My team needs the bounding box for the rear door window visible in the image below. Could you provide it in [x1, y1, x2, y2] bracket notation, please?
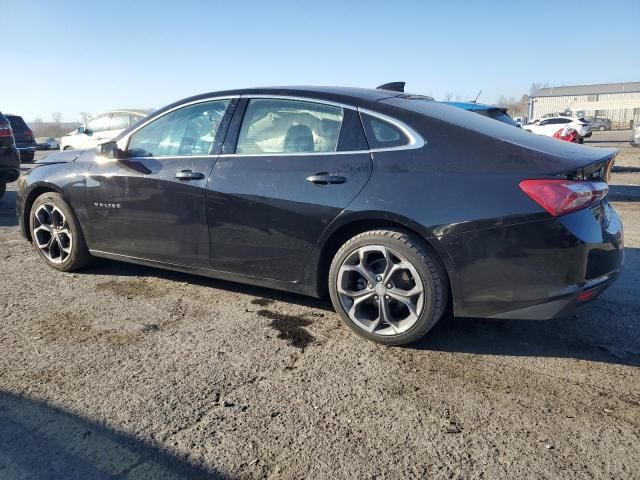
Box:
[236, 99, 344, 154]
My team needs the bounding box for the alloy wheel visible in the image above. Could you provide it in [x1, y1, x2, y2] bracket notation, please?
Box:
[32, 203, 73, 264]
[336, 245, 425, 336]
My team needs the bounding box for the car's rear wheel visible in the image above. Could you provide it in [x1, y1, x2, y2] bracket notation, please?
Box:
[63, 146, 73, 151]
[329, 229, 448, 345]
[29, 192, 92, 271]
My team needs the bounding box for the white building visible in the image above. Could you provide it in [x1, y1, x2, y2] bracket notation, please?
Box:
[529, 82, 640, 128]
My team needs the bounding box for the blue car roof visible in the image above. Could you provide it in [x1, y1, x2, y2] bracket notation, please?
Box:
[444, 101, 504, 112]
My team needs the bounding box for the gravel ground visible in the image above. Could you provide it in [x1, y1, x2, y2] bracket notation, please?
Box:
[1, 134, 639, 479]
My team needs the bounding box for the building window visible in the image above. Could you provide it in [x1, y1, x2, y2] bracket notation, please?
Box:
[587, 94, 599, 102]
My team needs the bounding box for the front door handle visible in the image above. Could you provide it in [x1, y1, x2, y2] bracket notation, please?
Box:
[175, 170, 205, 181]
[306, 172, 347, 185]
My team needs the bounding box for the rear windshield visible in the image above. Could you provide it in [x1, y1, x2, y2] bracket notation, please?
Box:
[7, 115, 29, 132]
[475, 109, 520, 127]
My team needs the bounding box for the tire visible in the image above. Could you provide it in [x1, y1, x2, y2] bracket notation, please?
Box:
[63, 146, 73, 151]
[21, 153, 34, 163]
[599, 126, 606, 131]
[0, 182, 5, 199]
[29, 192, 92, 272]
[329, 229, 449, 345]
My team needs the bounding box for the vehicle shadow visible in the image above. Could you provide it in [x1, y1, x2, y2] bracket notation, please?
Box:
[413, 246, 640, 368]
[83, 259, 335, 312]
[0, 191, 18, 227]
[87, 248, 640, 368]
[609, 184, 640, 202]
[0, 391, 227, 479]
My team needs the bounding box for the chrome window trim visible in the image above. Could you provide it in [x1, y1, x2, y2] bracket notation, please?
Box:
[358, 108, 426, 152]
[239, 94, 357, 111]
[117, 95, 239, 154]
[116, 93, 426, 160]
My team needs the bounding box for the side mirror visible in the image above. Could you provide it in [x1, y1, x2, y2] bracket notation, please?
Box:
[77, 126, 85, 134]
[96, 141, 122, 159]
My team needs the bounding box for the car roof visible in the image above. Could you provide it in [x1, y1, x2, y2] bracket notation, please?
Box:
[170, 86, 407, 107]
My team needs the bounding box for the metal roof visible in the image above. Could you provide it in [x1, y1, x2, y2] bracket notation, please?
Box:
[531, 82, 640, 98]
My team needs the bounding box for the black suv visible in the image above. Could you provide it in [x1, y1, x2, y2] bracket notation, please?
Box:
[0, 112, 20, 199]
[6, 114, 36, 162]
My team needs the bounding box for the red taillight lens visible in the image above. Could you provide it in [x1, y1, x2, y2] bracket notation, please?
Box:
[25, 129, 34, 138]
[519, 179, 608, 217]
[0, 125, 12, 137]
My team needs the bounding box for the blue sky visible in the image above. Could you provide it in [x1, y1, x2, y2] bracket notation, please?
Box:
[4, 0, 639, 122]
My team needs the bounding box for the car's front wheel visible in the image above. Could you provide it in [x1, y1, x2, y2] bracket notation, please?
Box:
[329, 229, 449, 345]
[29, 192, 92, 271]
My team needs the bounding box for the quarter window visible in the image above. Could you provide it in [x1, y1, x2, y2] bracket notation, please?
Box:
[236, 99, 344, 154]
[361, 113, 409, 149]
[126, 100, 230, 157]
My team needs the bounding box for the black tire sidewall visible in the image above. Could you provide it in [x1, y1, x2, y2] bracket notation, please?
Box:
[29, 192, 90, 271]
[329, 230, 447, 345]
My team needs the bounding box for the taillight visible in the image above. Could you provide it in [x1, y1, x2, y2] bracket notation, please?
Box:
[519, 179, 608, 217]
[0, 124, 11, 137]
[25, 129, 34, 138]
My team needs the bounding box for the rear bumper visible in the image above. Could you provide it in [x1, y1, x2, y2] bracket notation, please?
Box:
[0, 147, 20, 182]
[487, 268, 620, 319]
[440, 202, 624, 320]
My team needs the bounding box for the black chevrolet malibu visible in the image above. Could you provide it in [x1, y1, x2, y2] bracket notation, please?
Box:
[16, 86, 623, 345]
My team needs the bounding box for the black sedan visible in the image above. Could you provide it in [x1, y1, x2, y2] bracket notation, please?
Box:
[16, 86, 623, 345]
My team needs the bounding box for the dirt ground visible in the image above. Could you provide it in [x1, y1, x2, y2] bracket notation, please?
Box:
[1, 131, 639, 479]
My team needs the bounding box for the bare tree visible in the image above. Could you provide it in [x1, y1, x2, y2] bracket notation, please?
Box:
[529, 82, 549, 95]
[51, 112, 63, 125]
[79, 111, 91, 124]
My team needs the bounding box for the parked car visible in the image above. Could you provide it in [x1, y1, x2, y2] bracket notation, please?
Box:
[5, 114, 36, 162]
[445, 102, 521, 127]
[631, 125, 640, 146]
[59, 109, 151, 151]
[586, 117, 612, 131]
[524, 117, 590, 142]
[0, 112, 20, 199]
[36, 137, 60, 150]
[16, 86, 623, 345]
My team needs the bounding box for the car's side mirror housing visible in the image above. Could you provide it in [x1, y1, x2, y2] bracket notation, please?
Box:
[96, 141, 123, 159]
[77, 126, 85, 134]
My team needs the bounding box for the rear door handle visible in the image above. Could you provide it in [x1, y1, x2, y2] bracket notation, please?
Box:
[306, 173, 347, 185]
[175, 170, 205, 180]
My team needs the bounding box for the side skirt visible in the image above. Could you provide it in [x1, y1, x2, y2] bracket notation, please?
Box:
[88, 249, 319, 298]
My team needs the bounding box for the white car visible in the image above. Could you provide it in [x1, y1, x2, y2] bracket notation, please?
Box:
[631, 125, 640, 147]
[60, 109, 150, 150]
[523, 117, 590, 142]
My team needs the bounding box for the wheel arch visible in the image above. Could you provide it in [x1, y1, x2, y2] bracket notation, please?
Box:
[306, 211, 460, 311]
[21, 183, 65, 242]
